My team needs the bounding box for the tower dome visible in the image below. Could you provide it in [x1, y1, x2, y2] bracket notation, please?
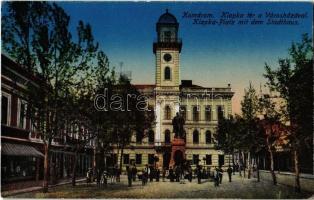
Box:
[158, 9, 178, 24]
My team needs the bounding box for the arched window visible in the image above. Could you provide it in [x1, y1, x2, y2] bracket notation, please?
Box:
[180, 106, 187, 120]
[205, 130, 212, 144]
[217, 105, 224, 120]
[205, 106, 211, 121]
[165, 129, 171, 144]
[193, 130, 199, 144]
[148, 130, 154, 144]
[165, 105, 171, 120]
[193, 106, 199, 121]
[164, 67, 171, 80]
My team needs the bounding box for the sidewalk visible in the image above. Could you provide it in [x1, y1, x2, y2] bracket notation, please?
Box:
[1, 178, 85, 197]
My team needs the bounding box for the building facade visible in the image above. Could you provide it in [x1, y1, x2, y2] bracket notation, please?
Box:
[1, 54, 93, 185]
[112, 10, 234, 170]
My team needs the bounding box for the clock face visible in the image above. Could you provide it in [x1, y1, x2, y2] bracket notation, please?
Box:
[163, 53, 172, 62]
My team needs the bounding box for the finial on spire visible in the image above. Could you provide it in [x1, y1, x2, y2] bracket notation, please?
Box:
[166, 8, 169, 13]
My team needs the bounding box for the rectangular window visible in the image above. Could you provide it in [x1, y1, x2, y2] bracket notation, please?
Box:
[148, 154, 155, 165]
[123, 154, 129, 165]
[18, 100, 27, 129]
[218, 155, 225, 166]
[136, 154, 142, 165]
[193, 154, 199, 165]
[205, 106, 211, 121]
[2, 95, 9, 125]
[31, 108, 39, 134]
[206, 155, 212, 165]
[136, 131, 142, 144]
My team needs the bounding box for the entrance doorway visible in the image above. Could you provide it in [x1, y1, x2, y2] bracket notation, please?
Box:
[174, 150, 184, 166]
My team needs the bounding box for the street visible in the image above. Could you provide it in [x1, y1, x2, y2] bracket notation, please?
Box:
[7, 173, 312, 199]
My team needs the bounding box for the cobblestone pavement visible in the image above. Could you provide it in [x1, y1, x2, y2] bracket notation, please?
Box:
[6, 173, 313, 199]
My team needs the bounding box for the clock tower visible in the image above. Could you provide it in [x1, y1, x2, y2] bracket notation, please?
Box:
[153, 10, 183, 163]
[153, 9, 182, 91]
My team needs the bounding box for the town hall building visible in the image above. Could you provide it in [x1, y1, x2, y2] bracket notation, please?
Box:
[114, 10, 234, 170]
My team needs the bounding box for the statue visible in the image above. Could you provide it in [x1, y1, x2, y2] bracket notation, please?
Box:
[172, 112, 185, 139]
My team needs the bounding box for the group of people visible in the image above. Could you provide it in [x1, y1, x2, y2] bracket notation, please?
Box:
[167, 165, 193, 183]
[86, 165, 122, 187]
[128, 164, 161, 186]
[87, 164, 235, 188]
[213, 166, 234, 187]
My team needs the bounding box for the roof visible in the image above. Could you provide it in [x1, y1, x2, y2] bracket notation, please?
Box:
[134, 84, 156, 90]
[2, 143, 44, 157]
[158, 9, 178, 24]
[1, 54, 45, 85]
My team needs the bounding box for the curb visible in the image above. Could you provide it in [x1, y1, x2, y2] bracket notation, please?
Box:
[1, 179, 85, 197]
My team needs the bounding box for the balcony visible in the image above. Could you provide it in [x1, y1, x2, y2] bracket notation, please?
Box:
[153, 38, 182, 53]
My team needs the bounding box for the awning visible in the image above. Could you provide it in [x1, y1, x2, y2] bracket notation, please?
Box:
[1, 143, 44, 157]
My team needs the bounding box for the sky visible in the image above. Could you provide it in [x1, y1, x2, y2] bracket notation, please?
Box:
[3, 2, 313, 114]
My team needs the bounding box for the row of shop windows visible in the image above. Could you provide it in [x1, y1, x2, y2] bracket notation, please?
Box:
[1, 153, 93, 183]
[164, 105, 224, 121]
[2, 156, 38, 182]
[135, 129, 213, 144]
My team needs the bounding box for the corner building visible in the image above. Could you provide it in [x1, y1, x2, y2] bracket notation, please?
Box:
[113, 10, 234, 170]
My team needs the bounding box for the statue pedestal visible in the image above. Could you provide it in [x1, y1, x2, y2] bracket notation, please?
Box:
[169, 138, 186, 167]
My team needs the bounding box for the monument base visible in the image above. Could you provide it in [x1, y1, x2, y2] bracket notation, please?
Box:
[169, 138, 186, 168]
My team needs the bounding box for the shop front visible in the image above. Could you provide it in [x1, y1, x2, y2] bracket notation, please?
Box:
[1, 143, 43, 184]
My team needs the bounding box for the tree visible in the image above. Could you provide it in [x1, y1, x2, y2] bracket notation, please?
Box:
[263, 34, 313, 192]
[2, 2, 105, 192]
[108, 75, 155, 171]
[66, 51, 111, 186]
[240, 83, 260, 179]
[215, 115, 238, 166]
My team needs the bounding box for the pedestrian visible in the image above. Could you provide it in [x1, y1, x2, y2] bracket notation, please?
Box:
[101, 170, 108, 187]
[227, 166, 233, 182]
[86, 168, 92, 185]
[175, 166, 180, 182]
[218, 166, 224, 184]
[214, 167, 219, 187]
[132, 164, 137, 182]
[96, 169, 101, 187]
[156, 168, 160, 182]
[180, 165, 185, 184]
[144, 164, 150, 185]
[169, 167, 174, 182]
[188, 166, 192, 182]
[126, 166, 132, 187]
[162, 167, 166, 182]
[141, 169, 146, 186]
[196, 165, 201, 184]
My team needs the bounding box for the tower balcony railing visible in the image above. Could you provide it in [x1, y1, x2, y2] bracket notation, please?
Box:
[153, 38, 182, 53]
[154, 37, 182, 44]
